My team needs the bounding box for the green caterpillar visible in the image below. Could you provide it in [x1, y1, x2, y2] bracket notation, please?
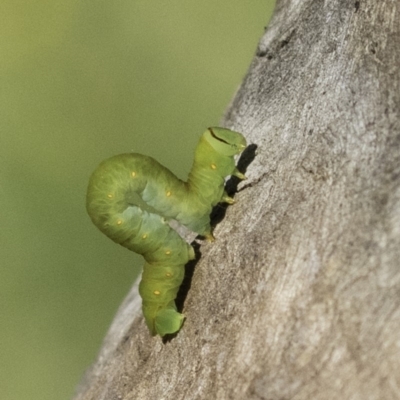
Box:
[86, 127, 246, 337]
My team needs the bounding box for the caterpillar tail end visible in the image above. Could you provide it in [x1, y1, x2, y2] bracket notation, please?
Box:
[151, 308, 185, 337]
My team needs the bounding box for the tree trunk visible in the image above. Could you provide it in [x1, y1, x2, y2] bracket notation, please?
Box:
[73, 1, 400, 399]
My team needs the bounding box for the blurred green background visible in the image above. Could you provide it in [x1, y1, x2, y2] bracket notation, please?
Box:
[0, 1, 275, 399]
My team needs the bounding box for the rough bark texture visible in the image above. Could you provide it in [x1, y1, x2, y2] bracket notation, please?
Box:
[73, 1, 400, 399]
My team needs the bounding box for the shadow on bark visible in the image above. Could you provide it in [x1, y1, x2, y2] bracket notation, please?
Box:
[163, 144, 257, 343]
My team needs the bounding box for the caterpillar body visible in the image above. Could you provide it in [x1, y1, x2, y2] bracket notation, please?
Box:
[86, 127, 246, 336]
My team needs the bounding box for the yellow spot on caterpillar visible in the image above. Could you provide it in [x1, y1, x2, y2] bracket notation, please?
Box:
[117, 220, 123, 225]
[166, 191, 171, 197]
[142, 234, 148, 239]
[165, 250, 171, 255]
[211, 163, 217, 170]
[165, 272, 172, 278]
[107, 194, 113, 198]
[154, 290, 161, 295]
[131, 171, 136, 178]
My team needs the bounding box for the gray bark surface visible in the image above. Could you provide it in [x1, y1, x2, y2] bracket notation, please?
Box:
[73, 1, 400, 399]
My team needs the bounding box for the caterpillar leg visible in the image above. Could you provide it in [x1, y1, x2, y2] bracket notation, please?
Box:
[233, 168, 247, 180]
[221, 192, 235, 204]
[204, 232, 215, 242]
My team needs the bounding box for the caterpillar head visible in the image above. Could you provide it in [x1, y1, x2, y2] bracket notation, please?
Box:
[204, 127, 247, 156]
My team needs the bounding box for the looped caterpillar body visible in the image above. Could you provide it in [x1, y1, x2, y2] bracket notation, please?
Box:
[86, 127, 246, 336]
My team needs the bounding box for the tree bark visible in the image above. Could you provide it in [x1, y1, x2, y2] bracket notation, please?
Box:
[73, 1, 400, 399]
